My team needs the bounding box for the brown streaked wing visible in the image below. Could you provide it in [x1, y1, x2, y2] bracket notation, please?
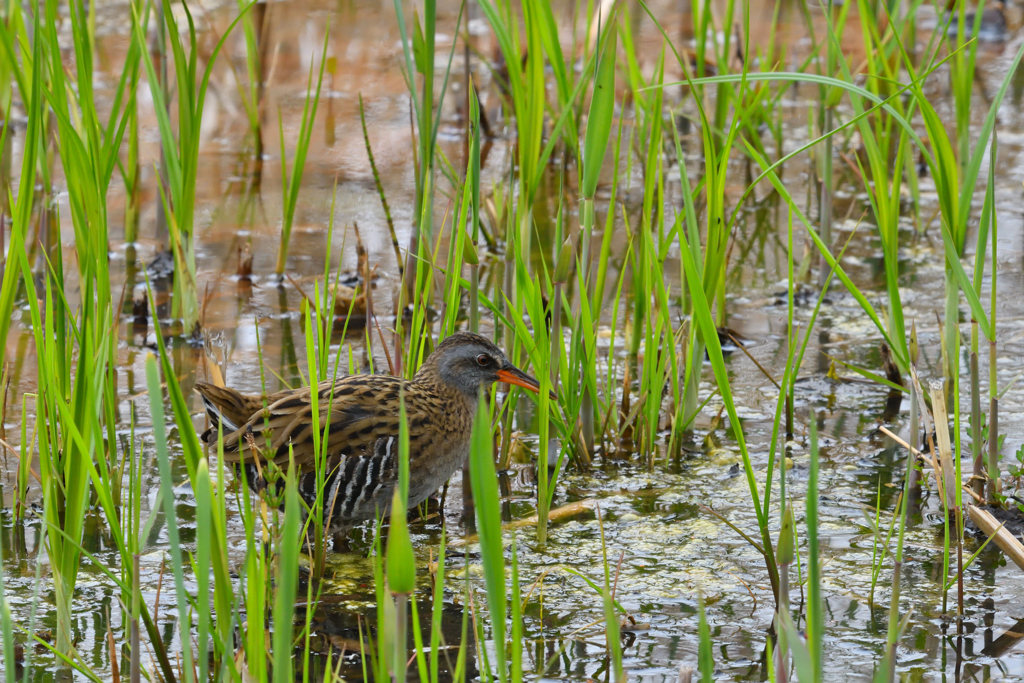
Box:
[219, 375, 412, 471]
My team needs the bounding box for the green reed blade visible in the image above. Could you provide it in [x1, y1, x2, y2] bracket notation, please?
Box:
[581, 18, 616, 201]
[468, 391, 507, 683]
[193, 460, 213, 681]
[595, 508, 622, 682]
[146, 354, 198, 683]
[807, 417, 823, 679]
[276, 25, 328, 276]
[271, 457, 302, 683]
[509, 534, 523, 682]
[536, 0, 578, 155]
[131, 0, 257, 328]
[746, 146, 906, 362]
[826, 357, 907, 394]
[698, 595, 713, 683]
[0, 12, 42, 358]
[0, 529, 13, 683]
[777, 608, 813, 683]
[680, 211, 780, 600]
[15, 255, 97, 657]
[429, 526, 447, 683]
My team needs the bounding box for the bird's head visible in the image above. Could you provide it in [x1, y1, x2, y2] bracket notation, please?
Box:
[416, 332, 554, 401]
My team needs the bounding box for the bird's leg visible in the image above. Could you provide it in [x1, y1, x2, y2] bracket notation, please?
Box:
[439, 480, 449, 517]
[331, 530, 351, 554]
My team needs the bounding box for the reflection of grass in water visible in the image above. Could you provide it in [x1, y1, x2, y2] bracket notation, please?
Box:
[275, 27, 328, 279]
[4, 0, 1024, 681]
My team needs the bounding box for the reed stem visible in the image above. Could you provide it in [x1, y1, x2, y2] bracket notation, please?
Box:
[970, 332, 983, 499]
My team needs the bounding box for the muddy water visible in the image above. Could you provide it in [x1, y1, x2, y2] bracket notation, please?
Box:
[3, 0, 1024, 681]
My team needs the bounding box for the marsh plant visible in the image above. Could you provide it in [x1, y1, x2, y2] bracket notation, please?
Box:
[0, 1, 1022, 683]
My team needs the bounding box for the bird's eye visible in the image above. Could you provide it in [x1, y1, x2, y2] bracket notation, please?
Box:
[476, 354, 491, 366]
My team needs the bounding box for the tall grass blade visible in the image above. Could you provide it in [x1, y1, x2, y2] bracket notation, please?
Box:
[468, 390, 507, 683]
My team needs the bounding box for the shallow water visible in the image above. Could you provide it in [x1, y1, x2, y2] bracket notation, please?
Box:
[3, 0, 1024, 681]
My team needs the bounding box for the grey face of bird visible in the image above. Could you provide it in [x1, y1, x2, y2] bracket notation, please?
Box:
[427, 333, 547, 399]
[433, 339, 514, 396]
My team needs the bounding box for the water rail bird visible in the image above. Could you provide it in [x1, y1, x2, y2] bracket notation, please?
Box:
[195, 332, 549, 539]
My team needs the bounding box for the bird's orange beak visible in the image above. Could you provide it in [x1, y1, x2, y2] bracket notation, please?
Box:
[497, 366, 558, 401]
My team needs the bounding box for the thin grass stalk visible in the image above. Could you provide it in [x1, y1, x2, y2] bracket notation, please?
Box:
[510, 535, 524, 682]
[885, 452, 915, 682]
[272, 459, 302, 683]
[786, 211, 795, 443]
[577, 15, 616, 455]
[536, 0, 579, 158]
[987, 269, 999, 504]
[680, 212, 780, 602]
[978, 134, 1001, 503]
[417, 0, 436, 247]
[410, 598, 430, 683]
[392, 0, 435, 298]
[908, 323, 921, 501]
[697, 595, 714, 683]
[468, 392, 508, 683]
[550, 237, 571, 470]
[429, 528, 448, 683]
[710, 0, 736, 141]
[970, 338, 983, 498]
[597, 508, 623, 683]
[0, 7, 42, 358]
[130, 551, 140, 683]
[816, 0, 834, 289]
[478, 0, 594, 261]
[25, 275, 103, 659]
[193, 461, 213, 682]
[440, 181, 471, 338]
[644, 39, 1009, 373]
[453, 582, 470, 683]
[152, 0, 169, 243]
[951, 0, 984, 174]
[776, 506, 794, 683]
[237, 0, 264, 156]
[302, 300, 326, 561]
[124, 67, 140, 245]
[146, 283, 237, 678]
[534, 304, 553, 544]
[0, 523, 13, 683]
[359, 93, 403, 287]
[867, 479, 901, 606]
[468, 85, 481, 333]
[952, 355, 966, 619]
[14, 393, 33, 523]
[133, 0, 256, 332]
[275, 27, 328, 276]
[673, 46, 749, 425]
[628, 52, 664, 420]
[369, 523, 389, 683]
[807, 417, 823, 680]
[145, 355, 198, 683]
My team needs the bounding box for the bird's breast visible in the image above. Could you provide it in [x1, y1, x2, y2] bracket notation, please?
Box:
[407, 423, 472, 508]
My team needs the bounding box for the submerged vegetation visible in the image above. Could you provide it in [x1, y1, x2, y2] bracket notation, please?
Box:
[0, 0, 1023, 681]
